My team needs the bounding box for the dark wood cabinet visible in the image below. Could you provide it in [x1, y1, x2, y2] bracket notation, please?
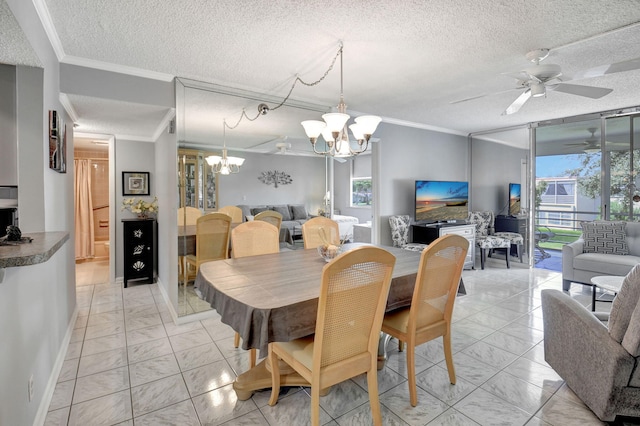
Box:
[495, 215, 528, 256]
[122, 218, 157, 287]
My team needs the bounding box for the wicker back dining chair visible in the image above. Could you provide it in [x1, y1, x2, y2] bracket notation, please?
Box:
[184, 213, 232, 285]
[177, 207, 203, 282]
[382, 234, 469, 406]
[230, 220, 280, 366]
[218, 205, 243, 223]
[268, 246, 396, 426]
[301, 216, 340, 249]
[254, 210, 283, 232]
[177, 206, 202, 226]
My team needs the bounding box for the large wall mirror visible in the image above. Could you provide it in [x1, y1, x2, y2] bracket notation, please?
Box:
[174, 78, 331, 317]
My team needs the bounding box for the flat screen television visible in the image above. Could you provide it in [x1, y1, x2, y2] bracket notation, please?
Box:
[509, 183, 521, 216]
[415, 180, 469, 223]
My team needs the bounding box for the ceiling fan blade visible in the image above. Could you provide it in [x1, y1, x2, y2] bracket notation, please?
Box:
[550, 83, 612, 99]
[573, 57, 640, 80]
[502, 89, 532, 115]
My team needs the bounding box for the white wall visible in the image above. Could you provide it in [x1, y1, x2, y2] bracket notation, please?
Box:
[215, 150, 326, 212]
[375, 124, 469, 246]
[471, 138, 528, 213]
[0, 65, 17, 185]
[3, 1, 76, 425]
[154, 123, 177, 308]
[115, 139, 157, 279]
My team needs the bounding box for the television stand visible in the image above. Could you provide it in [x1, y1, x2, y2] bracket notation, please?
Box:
[411, 223, 475, 269]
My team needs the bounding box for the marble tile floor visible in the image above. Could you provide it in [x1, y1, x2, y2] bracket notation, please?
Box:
[76, 259, 110, 287]
[47, 263, 638, 425]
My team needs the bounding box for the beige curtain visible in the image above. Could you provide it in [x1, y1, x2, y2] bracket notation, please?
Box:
[75, 159, 95, 259]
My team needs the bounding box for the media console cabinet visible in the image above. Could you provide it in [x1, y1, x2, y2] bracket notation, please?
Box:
[411, 223, 476, 269]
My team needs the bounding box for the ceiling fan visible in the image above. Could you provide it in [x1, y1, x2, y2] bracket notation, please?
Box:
[453, 49, 640, 115]
[565, 127, 628, 152]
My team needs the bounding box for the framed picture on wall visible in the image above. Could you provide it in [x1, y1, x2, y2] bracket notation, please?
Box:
[48, 110, 67, 173]
[122, 171, 150, 195]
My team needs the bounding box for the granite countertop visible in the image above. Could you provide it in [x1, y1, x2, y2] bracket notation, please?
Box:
[0, 232, 69, 268]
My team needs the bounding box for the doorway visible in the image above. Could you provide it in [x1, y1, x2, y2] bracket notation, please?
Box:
[74, 137, 111, 286]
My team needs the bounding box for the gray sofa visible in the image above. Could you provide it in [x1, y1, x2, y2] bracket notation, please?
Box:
[562, 221, 640, 291]
[237, 204, 311, 243]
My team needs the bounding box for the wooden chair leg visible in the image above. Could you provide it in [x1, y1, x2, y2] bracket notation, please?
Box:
[398, 340, 405, 352]
[367, 367, 383, 426]
[311, 383, 321, 426]
[505, 250, 510, 268]
[443, 332, 456, 384]
[249, 348, 256, 368]
[406, 341, 418, 406]
[480, 248, 486, 269]
[234, 332, 240, 348]
[267, 345, 280, 406]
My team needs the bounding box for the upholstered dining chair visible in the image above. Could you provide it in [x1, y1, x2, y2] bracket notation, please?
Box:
[302, 216, 340, 249]
[230, 220, 280, 366]
[267, 246, 396, 426]
[184, 213, 232, 285]
[382, 234, 468, 406]
[467, 211, 513, 269]
[217, 205, 243, 223]
[389, 215, 428, 252]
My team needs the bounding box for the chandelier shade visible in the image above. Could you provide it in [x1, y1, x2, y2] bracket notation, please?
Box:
[301, 45, 381, 158]
[207, 121, 245, 175]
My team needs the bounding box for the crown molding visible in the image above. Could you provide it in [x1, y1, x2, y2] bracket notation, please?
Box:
[58, 93, 78, 122]
[62, 55, 174, 82]
[151, 109, 176, 141]
[32, 0, 65, 61]
[378, 116, 467, 137]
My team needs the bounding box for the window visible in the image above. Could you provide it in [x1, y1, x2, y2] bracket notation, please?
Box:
[351, 177, 372, 207]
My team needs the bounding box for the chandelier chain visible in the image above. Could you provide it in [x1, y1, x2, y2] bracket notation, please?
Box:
[224, 43, 343, 131]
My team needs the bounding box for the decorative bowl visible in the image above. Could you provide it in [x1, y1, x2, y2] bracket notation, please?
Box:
[317, 244, 342, 262]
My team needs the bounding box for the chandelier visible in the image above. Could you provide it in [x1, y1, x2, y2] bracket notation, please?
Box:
[301, 46, 381, 157]
[206, 120, 245, 175]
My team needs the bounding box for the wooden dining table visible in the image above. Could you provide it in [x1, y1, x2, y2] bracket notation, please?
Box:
[194, 243, 424, 400]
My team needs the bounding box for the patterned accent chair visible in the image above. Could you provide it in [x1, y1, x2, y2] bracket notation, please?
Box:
[468, 211, 518, 269]
[389, 215, 428, 252]
[493, 230, 525, 263]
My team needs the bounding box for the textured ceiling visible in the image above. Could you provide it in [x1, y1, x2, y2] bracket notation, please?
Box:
[6, 1, 640, 149]
[0, 0, 40, 67]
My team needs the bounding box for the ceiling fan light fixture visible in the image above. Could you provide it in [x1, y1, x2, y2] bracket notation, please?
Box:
[531, 82, 546, 97]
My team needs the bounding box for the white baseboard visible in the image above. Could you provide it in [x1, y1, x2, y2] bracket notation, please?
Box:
[33, 306, 79, 426]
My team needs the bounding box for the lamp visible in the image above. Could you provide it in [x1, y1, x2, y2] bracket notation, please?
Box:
[301, 45, 381, 157]
[206, 120, 245, 175]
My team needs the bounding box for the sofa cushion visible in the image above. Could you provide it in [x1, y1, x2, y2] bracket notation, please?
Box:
[573, 253, 640, 276]
[251, 206, 269, 215]
[269, 205, 292, 221]
[609, 264, 640, 344]
[581, 221, 628, 255]
[289, 204, 308, 220]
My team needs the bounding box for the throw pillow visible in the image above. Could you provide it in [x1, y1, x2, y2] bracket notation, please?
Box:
[269, 205, 291, 221]
[245, 215, 254, 221]
[290, 204, 308, 220]
[251, 207, 268, 216]
[581, 221, 628, 255]
[609, 264, 640, 343]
